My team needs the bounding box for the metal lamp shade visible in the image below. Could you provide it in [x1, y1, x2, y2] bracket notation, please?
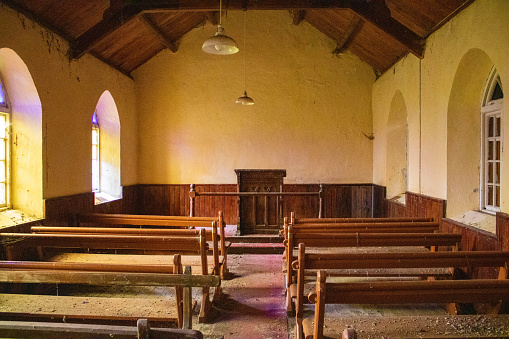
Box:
[202, 25, 239, 55]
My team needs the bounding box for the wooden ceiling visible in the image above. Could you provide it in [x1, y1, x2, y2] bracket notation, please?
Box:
[2, 0, 474, 76]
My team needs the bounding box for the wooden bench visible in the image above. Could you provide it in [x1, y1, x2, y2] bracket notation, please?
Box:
[308, 270, 509, 339]
[0, 231, 217, 323]
[284, 226, 462, 312]
[285, 225, 462, 283]
[282, 213, 435, 242]
[0, 255, 218, 329]
[0, 319, 204, 339]
[75, 212, 230, 278]
[293, 244, 509, 338]
[31, 226, 222, 279]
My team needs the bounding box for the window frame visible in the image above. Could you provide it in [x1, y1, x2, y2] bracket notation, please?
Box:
[480, 70, 503, 213]
[92, 113, 100, 193]
[0, 77, 11, 210]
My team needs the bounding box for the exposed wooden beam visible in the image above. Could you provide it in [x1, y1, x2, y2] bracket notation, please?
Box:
[205, 11, 220, 26]
[332, 15, 362, 54]
[138, 14, 179, 53]
[292, 10, 306, 25]
[72, 0, 363, 59]
[350, 0, 424, 58]
[426, 0, 476, 38]
[135, 0, 357, 12]
[72, 6, 142, 59]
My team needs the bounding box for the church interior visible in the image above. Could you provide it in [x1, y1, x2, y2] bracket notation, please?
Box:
[0, 0, 509, 337]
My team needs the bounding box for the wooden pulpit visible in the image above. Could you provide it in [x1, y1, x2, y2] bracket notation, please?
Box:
[235, 169, 286, 235]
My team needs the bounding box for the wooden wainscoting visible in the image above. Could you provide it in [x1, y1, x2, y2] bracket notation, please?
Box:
[137, 183, 385, 223]
[137, 184, 238, 225]
[384, 191, 446, 222]
[44, 185, 139, 225]
[43, 183, 386, 227]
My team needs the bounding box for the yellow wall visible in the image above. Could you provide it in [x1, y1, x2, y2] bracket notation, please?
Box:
[0, 4, 138, 201]
[373, 0, 509, 215]
[134, 11, 375, 184]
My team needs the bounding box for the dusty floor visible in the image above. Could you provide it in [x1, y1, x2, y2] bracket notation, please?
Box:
[193, 254, 288, 339]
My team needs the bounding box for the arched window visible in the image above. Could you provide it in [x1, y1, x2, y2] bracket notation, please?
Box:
[92, 112, 100, 193]
[0, 77, 10, 208]
[0, 48, 43, 221]
[481, 69, 503, 212]
[92, 91, 121, 204]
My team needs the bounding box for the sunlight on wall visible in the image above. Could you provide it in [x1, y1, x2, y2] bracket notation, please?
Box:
[94, 90, 121, 199]
[446, 48, 493, 217]
[0, 48, 43, 219]
[386, 90, 407, 199]
[134, 10, 375, 184]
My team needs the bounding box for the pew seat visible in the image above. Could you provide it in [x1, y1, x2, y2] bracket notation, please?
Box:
[306, 270, 509, 339]
[0, 256, 218, 329]
[0, 319, 204, 339]
[74, 212, 231, 278]
[0, 231, 218, 323]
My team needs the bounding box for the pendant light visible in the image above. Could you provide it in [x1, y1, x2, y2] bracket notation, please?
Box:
[202, 0, 239, 55]
[236, 11, 254, 105]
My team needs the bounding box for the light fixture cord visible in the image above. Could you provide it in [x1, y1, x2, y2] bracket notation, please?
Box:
[219, 0, 222, 25]
[244, 10, 247, 90]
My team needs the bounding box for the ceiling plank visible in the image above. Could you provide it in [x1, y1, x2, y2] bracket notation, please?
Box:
[72, 6, 142, 59]
[332, 15, 362, 54]
[292, 10, 306, 25]
[350, 0, 424, 58]
[138, 14, 179, 53]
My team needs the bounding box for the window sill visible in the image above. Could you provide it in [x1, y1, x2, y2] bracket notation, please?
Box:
[449, 210, 496, 234]
[388, 193, 406, 205]
[94, 192, 121, 205]
[0, 209, 40, 228]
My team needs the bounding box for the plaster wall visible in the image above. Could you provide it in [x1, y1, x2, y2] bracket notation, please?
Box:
[134, 11, 375, 185]
[373, 0, 509, 213]
[0, 4, 138, 200]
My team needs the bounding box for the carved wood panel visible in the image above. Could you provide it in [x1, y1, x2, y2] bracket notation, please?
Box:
[235, 169, 286, 235]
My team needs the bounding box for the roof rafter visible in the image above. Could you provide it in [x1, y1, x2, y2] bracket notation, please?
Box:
[72, 0, 424, 61]
[72, 6, 142, 59]
[205, 11, 219, 25]
[350, 0, 424, 58]
[332, 15, 362, 54]
[138, 14, 179, 53]
[292, 10, 306, 25]
[133, 0, 357, 12]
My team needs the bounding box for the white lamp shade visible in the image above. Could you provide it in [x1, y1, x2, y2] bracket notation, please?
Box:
[236, 90, 255, 105]
[202, 25, 239, 55]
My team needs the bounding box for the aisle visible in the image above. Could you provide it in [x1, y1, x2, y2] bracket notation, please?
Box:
[193, 254, 289, 338]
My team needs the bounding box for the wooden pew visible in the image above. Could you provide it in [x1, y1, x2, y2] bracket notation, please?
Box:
[284, 225, 462, 313]
[0, 255, 216, 329]
[308, 270, 509, 339]
[282, 213, 436, 242]
[293, 244, 509, 338]
[31, 226, 221, 279]
[291, 211, 432, 224]
[0, 231, 216, 323]
[285, 225, 462, 284]
[0, 318, 204, 339]
[75, 212, 230, 278]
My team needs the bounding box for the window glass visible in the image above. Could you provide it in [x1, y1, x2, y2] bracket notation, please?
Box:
[481, 70, 503, 212]
[0, 114, 8, 207]
[92, 113, 100, 192]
